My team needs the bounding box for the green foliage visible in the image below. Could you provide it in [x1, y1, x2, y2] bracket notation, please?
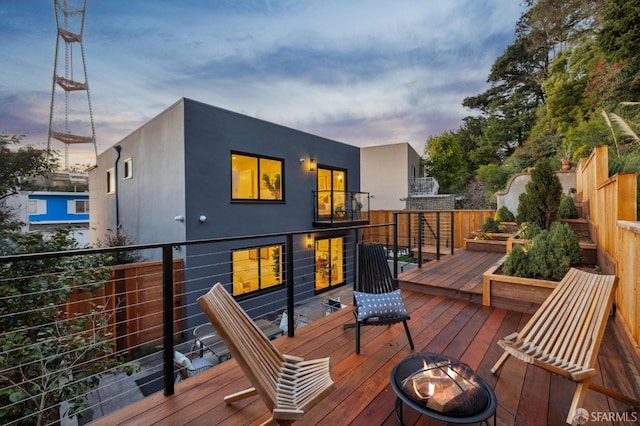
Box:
[0, 133, 59, 232]
[261, 173, 281, 193]
[0, 133, 58, 202]
[482, 217, 501, 233]
[503, 230, 564, 280]
[476, 163, 516, 195]
[494, 206, 515, 223]
[516, 160, 563, 230]
[505, 220, 581, 279]
[424, 132, 466, 193]
[0, 229, 138, 424]
[598, 0, 640, 102]
[550, 221, 582, 265]
[94, 231, 144, 266]
[503, 245, 532, 278]
[563, 118, 611, 161]
[558, 196, 579, 219]
[517, 222, 543, 240]
[526, 231, 570, 280]
[425, 1, 640, 199]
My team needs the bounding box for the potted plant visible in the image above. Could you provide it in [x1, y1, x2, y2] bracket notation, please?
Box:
[262, 173, 281, 198]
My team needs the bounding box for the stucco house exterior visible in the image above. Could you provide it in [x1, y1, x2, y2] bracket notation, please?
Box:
[360, 143, 424, 211]
[89, 98, 368, 320]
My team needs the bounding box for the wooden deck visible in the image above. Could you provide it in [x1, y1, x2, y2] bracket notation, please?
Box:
[94, 251, 640, 426]
[399, 249, 504, 305]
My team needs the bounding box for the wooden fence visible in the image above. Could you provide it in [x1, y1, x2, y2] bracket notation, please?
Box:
[576, 146, 639, 345]
[66, 259, 184, 353]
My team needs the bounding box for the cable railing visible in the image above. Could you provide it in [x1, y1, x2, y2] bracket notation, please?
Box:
[0, 216, 453, 424]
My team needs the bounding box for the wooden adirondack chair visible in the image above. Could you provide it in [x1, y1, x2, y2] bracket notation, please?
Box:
[491, 268, 637, 424]
[197, 282, 335, 426]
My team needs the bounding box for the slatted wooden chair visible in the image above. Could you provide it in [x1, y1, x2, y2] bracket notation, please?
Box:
[347, 242, 414, 354]
[197, 282, 335, 426]
[491, 268, 636, 424]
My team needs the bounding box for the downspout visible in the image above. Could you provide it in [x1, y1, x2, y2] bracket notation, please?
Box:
[114, 145, 121, 234]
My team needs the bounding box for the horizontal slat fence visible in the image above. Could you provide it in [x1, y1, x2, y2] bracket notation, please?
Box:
[65, 259, 184, 353]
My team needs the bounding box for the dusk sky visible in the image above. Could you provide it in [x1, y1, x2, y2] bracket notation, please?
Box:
[1, 1, 525, 167]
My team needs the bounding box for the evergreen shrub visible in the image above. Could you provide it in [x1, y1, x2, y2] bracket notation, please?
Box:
[558, 195, 579, 219]
[503, 245, 531, 277]
[549, 221, 582, 265]
[494, 206, 515, 222]
[517, 222, 543, 240]
[503, 221, 580, 280]
[526, 231, 569, 280]
[482, 217, 501, 233]
[516, 160, 563, 230]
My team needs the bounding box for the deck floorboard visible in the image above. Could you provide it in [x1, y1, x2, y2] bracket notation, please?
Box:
[92, 251, 639, 426]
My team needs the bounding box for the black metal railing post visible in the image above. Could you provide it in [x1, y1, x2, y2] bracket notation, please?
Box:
[417, 212, 423, 266]
[393, 212, 399, 278]
[450, 211, 455, 254]
[162, 244, 175, 396]
[286, 233, 295, 337]
[436, 212, 441, 260]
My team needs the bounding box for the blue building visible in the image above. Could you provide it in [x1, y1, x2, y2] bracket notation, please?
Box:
[3, 190, 90, 246]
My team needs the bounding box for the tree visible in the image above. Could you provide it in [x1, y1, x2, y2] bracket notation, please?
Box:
[516, 159, 563, 230]
[423, 132, 466, 193]
[0, 229, 138, 424]
[0, 132, 136, 424]
[598, 0, 640, 101]
[1, 133, 58, 232]
[0, 133, 58, 202]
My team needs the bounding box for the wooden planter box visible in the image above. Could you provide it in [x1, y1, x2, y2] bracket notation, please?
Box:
[562, 218, 589, 233]
[463, 231, 517, 253]
[464, 238, 507, 253]
[500, 222, 518, 233]
[482, 255, 558, 314]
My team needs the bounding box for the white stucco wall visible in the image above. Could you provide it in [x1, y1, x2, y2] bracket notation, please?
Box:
[497, 170, 577, 216]
[361, 143, 422, 210]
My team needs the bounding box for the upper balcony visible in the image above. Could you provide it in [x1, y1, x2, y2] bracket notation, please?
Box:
[409, 176, 439, 196]
[313, 190, 370, 227]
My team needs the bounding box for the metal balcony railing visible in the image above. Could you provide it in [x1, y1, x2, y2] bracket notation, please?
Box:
[0, 213, 453, 424]
[313, 190, 370, 225]
[410, 177, 439, 196]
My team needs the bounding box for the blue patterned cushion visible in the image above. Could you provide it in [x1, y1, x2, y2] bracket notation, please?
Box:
[354, 289, 408, 321]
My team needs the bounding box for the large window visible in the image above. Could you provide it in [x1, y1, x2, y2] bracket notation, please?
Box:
[317, 167, 346, 216]
[231, 153, 283, 201]
[315, 237, 344, 292]
[232, 245, 283, 296]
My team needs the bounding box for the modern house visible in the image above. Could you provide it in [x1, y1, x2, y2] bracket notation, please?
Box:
[89, 98, 369, 320]
[360, 143, 424, 211]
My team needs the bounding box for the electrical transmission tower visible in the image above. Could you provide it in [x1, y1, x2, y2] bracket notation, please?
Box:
[48, 0, 97, 170]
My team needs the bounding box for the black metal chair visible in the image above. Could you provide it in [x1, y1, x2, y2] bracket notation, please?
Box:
[347, 242, 414, 354]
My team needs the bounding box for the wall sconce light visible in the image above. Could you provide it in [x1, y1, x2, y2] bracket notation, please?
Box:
[299, 158, 305, 164]
[174, 215, 184, 222]
[306, 234, 314, 249]
[309, 158, 316, 172]
[199, 215, 207, 223]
